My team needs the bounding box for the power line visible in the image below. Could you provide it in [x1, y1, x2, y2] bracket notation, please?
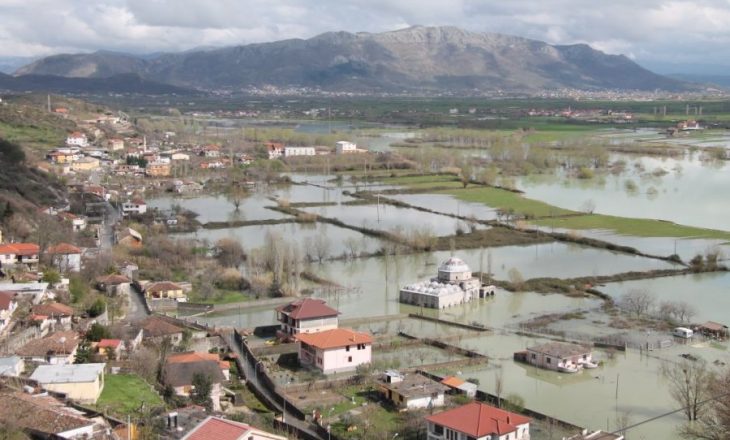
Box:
[586, 389, 730, 440]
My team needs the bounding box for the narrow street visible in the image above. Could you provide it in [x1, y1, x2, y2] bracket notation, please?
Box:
[223, 332, 324, 440]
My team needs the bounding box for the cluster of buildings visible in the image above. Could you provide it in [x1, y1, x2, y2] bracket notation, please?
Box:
[275, 297, 373, 374]
[399, 257, 495, 309]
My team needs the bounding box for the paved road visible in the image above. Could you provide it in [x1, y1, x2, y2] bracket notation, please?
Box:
[223, 332, 324, 440]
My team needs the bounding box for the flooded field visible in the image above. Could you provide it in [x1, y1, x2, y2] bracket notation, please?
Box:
[148, 193, 287, 223]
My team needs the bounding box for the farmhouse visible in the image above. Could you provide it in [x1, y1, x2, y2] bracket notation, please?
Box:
[30, 363, 106, 404]
[426, 402, 531, 440]
[399, 257, 494, 309]
[297, 328, 372, 374]
[378, 371, 448, 410]
[518, 342, 595, 373]
[47, 242, 82, 272]
[276, 297, 339, 341]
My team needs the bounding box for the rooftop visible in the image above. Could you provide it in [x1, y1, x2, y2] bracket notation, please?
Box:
[0, 291, 16, 311]
[379, 373, 448, 399]
[164, 359, 225, 388]
[426, 402, 530, 437]
[181, 416, 286, 440]
[0, 391, 95, 435]
[142, 316, 185, 338]
[33, 302, 74, 317]
[0, 243, 39, 256]
[296, 328, 372, 350]
[527, 342, 592, 358]
[97, 339, 122, 349]
[167, 352, 230, 370]
[96, 274, 131, 285]
[16, 330, 79, 357]
[47, 243, 82, 255]
[438, 256, 471, 274]
[31, 363, 105, 384]
[401, 280, 465, 297]
[276, 297, 339, 320]
[146, 281, 182, 293]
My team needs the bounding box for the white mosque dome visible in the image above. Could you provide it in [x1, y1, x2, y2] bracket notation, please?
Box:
[438, 257, 471, 274]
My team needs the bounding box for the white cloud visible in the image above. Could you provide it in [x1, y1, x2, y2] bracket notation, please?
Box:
[1, 0, 730, 71]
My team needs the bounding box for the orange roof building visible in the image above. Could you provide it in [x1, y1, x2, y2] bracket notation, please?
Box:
[180, 416, 287, 440]
[426, 402, 531, 440]
[296, 328, 372, 374]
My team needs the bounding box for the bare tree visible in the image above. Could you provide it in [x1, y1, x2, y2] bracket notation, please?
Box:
[619, 288, 655, 319]
[680, 367, 730, 440]
[313, 232, 331, 263]
[580, 199, 596, 214]
[214, 238, 245, 267]
[662, 360, 713, 422]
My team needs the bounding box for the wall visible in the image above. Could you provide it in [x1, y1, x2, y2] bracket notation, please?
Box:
[321, 344, 371, 374]
[43, 374, 102, 404]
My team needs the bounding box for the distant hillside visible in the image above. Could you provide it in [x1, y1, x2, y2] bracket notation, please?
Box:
[668, 73, 730, 88]
[15, 26, 693, 93]
[0, 71, 194, 95]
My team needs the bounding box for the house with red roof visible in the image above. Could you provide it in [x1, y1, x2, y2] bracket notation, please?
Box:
[180, 416, 287, 440]
[265, 142, 284, 159]
[97, 339, 124, 359]
[122, 198, 147, 216]
[32, 302, 74, 328]
[426, 402, 531, 440]
[0, 243, 39, 269]
[275, 297, 339, 341]
[202, 144, 221, 158]
[47, 243, 82, 273]
[296, 328, 372, 374]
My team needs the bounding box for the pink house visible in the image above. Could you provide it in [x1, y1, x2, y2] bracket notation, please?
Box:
[296, 328, 372, 374]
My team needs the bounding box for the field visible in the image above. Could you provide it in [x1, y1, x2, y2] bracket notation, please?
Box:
[95, 374, 164, 415]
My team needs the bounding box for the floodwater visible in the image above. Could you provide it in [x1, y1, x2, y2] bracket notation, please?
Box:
[299, 203, 483, 236]
[178, 221, 386, 258]
[516, 153, 730, 231]
[385, 193, 498, 222]
[599, 272, 730, 324]
[148, 193, 287, 223]
[452, 332, 684, 440]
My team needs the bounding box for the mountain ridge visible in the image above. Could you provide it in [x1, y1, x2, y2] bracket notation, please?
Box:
[15, 25, 693, 93]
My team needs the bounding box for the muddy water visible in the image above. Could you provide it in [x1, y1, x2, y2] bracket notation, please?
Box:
[516, 153, 730, 231]
[148, 193, 287, 223]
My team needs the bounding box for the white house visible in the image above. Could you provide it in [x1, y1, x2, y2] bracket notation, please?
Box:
[47, 243, 82, 273]
[521, 342, 595, 373]
[284, 146, 316, 157]
[275, 298, 339, 341]
[335, 141, 357, 154]
[171, 152, 191, 161]
[0, 243, 40, 269]
[65, 132, 88, 147]
[122, 198, 147, 216]
[0, 291, 17, 333]
[297, 328, 372, 374]
[266, 142, 284, 159]
[16, 330, 79, 365]
[426, 402, 531, 440]
[30, 363, 106, 404]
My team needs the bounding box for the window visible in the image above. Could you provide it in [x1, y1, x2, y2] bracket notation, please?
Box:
[346, 345, 350, 352]
[546, 357, 551, 364]
[432, 424, 444, 435]
[348, 356, 352, 362]
[531, 353, 536, 359]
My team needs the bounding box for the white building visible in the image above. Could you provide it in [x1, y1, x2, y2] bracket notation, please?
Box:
[0, 291, 18, 333]
[0, 356, 24, 376]
[297, 328, 372, 374]
[47, 243, 82, 273]
[335, 141, 357, 154]
[426, 402, 531, 440]
[122, 198, 147, 216]
[30, 363, 106, 404]
[284, 146, 316, 157]
[378, 371, 448, 410]
[65, 132, 88, 148]
[399, 257, 494, 309]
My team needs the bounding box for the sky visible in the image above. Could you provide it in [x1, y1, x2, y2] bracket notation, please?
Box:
[1, 0, 730, 73]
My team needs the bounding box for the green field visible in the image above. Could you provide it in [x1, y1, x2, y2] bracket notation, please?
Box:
[445, 186, 576, 218]
[535, 214, 730, 240]
[96, 374, 164, 415]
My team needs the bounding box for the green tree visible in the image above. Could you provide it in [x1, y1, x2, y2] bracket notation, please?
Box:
[191, 372, 213, 410]
[42, 268, 61, 286]
[74, 340, 93, 364]
[86, 322, 111, 342]
[87, 297, 106, 317]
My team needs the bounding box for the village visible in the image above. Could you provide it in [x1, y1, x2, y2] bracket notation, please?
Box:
[0, 93, 729, 440]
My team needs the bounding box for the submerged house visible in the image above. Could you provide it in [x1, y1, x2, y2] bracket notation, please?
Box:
[516, 342, 595, 373]
[399, 257, 495, 309]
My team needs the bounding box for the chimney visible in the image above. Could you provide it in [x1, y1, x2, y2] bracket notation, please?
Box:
[507, 415, 511, 424]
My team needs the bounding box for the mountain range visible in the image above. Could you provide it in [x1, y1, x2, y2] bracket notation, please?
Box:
[12, 26, 695, 94]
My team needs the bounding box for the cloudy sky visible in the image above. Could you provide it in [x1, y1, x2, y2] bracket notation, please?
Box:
[1, 0, 729, 73]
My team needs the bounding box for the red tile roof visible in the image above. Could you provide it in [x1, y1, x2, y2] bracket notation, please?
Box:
[33, 302, 74, 317]
[16, 330, 79, 357]
[96, 274, 131, 285]
[276, 297, 339, 320]
[0, 243, 39, 256]
[183, 416, 252, 440]
[440, 376, 466, 388]
[146, 281, 181, 294]
[47, 243, 82, 255]
[0, 291, 15, 311]
[296, 328, 372, 350]
[141, 316, 184, 338]
[426, 402, 530, 437]
[97, 339, 122, 349]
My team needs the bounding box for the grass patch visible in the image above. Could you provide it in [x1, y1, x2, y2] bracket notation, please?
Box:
[191, 289, 252, 305]
[96, 374, 164, 416]
[444, 186, 575, 218]
[377, 174, 460, 186]
[536, 214, 730, 239]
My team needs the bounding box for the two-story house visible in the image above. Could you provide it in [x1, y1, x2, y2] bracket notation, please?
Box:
[426, 402, 531, 440]
[275, 298, 339, 341]
[297, 328, 372, 374]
